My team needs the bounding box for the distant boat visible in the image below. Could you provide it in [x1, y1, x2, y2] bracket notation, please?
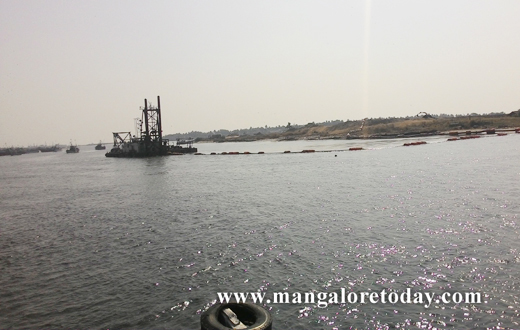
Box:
[39, 144, 62, 152]
[66, 143, 79, 154]
[95, 142, 106, 150]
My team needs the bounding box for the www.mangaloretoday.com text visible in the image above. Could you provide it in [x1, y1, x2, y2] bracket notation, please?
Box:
[217, 288, 482, 309]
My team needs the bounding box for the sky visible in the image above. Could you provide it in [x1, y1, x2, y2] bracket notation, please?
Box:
[1, 0, 519, 146]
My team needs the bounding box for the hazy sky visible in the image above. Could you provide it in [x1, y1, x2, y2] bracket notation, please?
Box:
[1, 0, 519, 146]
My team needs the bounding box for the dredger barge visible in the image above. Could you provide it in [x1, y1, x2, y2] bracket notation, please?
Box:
[105, 96, 197, 158]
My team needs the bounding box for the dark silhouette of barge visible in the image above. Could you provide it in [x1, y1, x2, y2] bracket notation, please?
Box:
[105, 96, 197, 158]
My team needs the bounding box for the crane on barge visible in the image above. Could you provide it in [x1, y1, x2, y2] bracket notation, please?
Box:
[105, 96, 197, 157]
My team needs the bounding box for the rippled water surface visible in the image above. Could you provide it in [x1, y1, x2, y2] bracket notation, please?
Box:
[1, 135, 519, 329]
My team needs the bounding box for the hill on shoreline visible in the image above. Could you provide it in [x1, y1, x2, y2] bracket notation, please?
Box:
[165, 110, 520, 143]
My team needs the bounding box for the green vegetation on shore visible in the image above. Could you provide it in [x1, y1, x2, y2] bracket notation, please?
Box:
[166, 110, 520, 143]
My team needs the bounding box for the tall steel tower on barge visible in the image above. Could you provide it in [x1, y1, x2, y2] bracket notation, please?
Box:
[141, 96, 165, 156]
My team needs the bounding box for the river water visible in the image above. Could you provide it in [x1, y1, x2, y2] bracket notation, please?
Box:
[1, 135, 519, 329]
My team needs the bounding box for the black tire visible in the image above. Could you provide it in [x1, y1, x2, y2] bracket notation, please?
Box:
[200, 302, 272, 330]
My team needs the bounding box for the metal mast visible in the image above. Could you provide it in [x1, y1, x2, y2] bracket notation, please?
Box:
[140, 96, 164, 156]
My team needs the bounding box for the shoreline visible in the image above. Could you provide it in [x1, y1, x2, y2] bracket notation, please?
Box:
[193, 127, 520, 144]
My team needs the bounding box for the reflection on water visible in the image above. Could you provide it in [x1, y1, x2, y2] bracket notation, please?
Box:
[0, 135, 519, 329]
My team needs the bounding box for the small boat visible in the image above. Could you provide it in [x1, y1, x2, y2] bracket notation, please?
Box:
[95, 141, 106, 150]
[66, 143, 79, 153]
[39, 144, 62, 152]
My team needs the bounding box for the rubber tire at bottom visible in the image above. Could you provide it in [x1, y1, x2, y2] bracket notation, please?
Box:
[200, 302, 272, 330]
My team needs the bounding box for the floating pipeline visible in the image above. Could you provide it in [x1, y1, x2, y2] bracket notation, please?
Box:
[179, 148, 366, 156]
[447, 133, 516, 142]
[137, 132, 520, 156]
[460, 135, 481, 140]
[446, 128, 518, 136]
[403, 141, 427, 146]
[447, 136, 478, 141]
